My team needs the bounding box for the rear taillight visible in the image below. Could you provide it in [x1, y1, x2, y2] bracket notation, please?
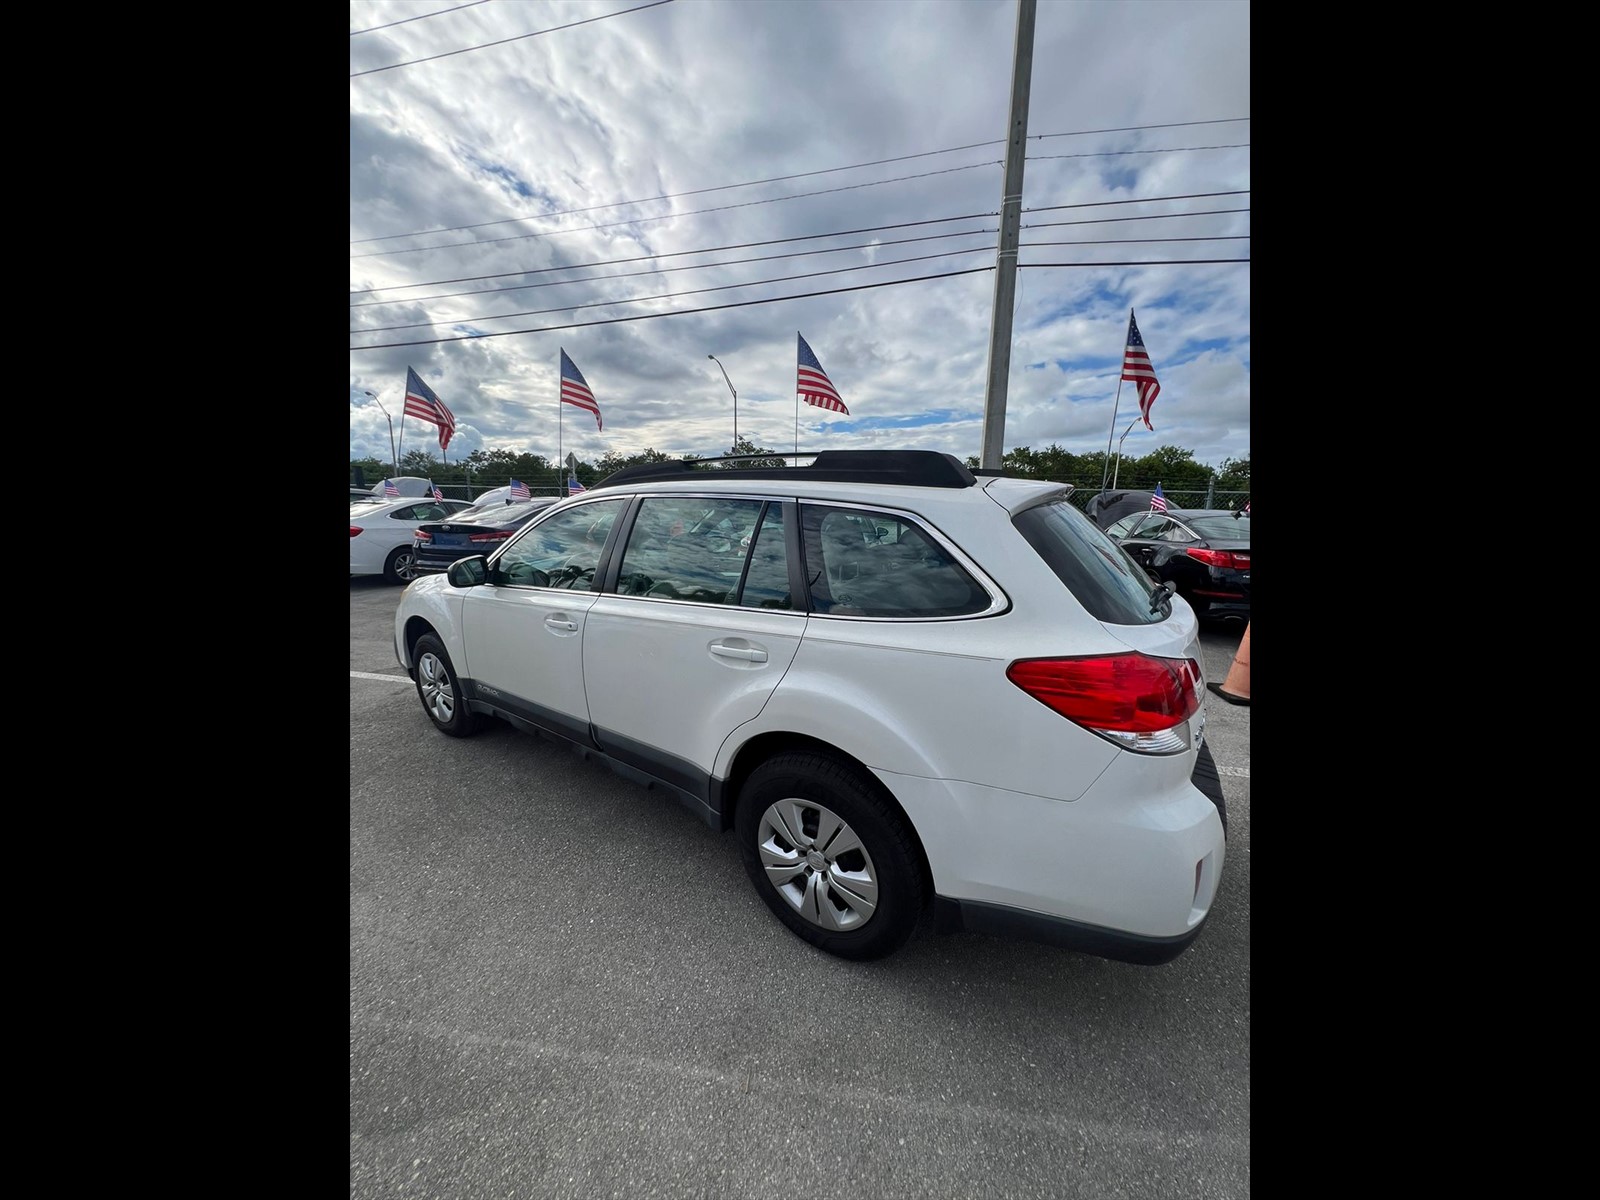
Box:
[1185, 548, 1249, 569]
[350, 527, 362, 538]
[1006, 654, 1201, 755]
[414, 529, 432, 544]
[469, 530, 514, 544]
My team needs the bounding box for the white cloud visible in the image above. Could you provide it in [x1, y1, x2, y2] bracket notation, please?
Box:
[350, 0, 1249, 472]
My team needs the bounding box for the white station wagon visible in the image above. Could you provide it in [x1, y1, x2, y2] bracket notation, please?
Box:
[393, 450, 1226, 963]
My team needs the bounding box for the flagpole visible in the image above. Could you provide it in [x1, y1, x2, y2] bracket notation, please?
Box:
[1100, 308, 1133, 493]
[397, 412, 407, 468]
[794, 393, 799, 458]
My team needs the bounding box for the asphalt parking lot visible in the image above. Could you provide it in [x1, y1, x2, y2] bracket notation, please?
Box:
[350, 578, 1250, 1198]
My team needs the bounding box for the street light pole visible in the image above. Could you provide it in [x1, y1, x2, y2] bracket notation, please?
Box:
[365, 390, 397, 476]
[708, 354, 738, 451]
[1111, 417, 1139, 489]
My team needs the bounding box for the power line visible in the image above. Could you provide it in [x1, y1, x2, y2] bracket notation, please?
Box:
[351, 268, 994, 351]
[353, 227, 999, 310]
[351, 0, 675, 78]
[351, 213, 995, 295]
[350, 1, 491, 36]
[349, 190, 1247, 297]
[358, 247, 998, 332]
[1025, 189, 1247, 214]
[352, 142, 1005, 246]
[1028, 143, 1247, 161]
[350, 161, 1001, 259]
[1020, 259, 1249, 267]
[352, 117, 1248, 246]
[1025, 208, 1249, 230]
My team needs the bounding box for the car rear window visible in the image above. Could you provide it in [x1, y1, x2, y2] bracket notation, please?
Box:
[1183, 514, 1249, 538]
[1013, 498, 1168, 625]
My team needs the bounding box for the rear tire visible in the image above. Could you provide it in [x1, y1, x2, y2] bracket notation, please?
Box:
[736, 751, 923, 960]
[383, 545, 417, 585]
[413, 633, 481, 737]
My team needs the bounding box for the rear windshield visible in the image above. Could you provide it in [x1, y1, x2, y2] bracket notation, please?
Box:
[1013, 498, 1167, 625]
[1184, 514, 1249, 538]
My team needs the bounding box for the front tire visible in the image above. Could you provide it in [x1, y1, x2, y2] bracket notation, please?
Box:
[736, 751, 923, 961]
[413, 633, 481, 737]
[383, 545, 418, 585]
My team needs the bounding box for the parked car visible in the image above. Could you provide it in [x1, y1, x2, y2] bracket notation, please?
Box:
[350, 486, 378, 502]
[392, 450, 1226, 965]
[410, 498, 559, 576]
[459, 485, 525, 511]
[366, 476, 444, 499]
[1104, 508, 1250, 626]
[1084, 488, 1157, 530]
[352, 496, 475, 583]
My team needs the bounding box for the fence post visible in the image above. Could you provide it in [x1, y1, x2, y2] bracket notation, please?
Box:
[1206, 477, 1215, 507]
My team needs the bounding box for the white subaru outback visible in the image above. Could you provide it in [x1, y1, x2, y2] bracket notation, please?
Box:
[394, 450, 1226, 963]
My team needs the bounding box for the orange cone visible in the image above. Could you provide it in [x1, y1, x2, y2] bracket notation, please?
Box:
[1207, 622, 1250, 706]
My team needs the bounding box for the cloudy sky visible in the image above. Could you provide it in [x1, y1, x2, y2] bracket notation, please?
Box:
[349, 0, 1249, 476]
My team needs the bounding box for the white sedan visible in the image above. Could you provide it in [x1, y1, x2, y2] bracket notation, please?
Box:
[351, 496, 474, 584]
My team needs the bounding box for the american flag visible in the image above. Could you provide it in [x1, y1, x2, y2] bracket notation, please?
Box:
[1243, 500, 1250, 515]
[383, 479, 400, 497]
[430, 481, 444, 501]
[559, 349, 603, 430]
[1121, 311, 1161, 431]
[568, 475, 586, 494]
[509, 479, 530, 500]
[797, 333, 849, 415]
[1151, 483, 1169, 512]
[404, 367, 457, 450]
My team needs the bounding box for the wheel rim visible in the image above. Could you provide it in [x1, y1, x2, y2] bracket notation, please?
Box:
[394, 549, 416, 581]
[417, 649, 456, 724]
[756, 798, 879, 930]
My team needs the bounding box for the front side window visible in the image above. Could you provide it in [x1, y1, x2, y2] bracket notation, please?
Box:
[615, 496, 766, 604]
[801, 505, 988, 618]
[493, 498, 627, 588]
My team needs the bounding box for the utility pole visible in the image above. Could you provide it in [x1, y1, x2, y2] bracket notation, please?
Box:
[979, 0, 1037, 471]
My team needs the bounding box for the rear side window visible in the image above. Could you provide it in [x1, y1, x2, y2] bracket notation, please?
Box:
[615, 496, 766, 604]
[801, 505, 988, 618]
[1014, 498, 1167, 625]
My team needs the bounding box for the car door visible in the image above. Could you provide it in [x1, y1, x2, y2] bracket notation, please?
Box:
[581, 496, 804, 813]
[460, 497, 629, 746]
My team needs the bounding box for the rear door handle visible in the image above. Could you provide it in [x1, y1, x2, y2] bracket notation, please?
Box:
[710, 642, 768, 663]
[544, 616, 578, 633]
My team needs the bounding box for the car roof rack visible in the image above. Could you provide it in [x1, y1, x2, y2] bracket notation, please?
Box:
[593, 450, 978, 490]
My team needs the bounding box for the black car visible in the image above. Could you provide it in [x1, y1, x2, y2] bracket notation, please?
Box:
[1085, 489, 1158, 530]
[411, 498, 558, 576]
[1104, 507, 1250, 626]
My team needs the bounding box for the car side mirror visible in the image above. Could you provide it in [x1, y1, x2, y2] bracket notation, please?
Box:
[446, 556, 488, 587]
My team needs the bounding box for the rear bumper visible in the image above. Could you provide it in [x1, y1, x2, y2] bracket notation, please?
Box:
[878, 742, 1227, 960]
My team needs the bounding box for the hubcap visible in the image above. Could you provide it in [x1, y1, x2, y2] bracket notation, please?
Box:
[395, 550, 416, 581]
[756, 798, 879, 931]
[417, 651, 455, 723]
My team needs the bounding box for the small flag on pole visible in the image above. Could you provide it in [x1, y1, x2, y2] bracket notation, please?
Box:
[429, 481, 444, 501]
[1121, 310, 1162, 431]
[559, 350, 603, 430]
[1151, 483, 1169, 512]
[383, 479, 400, 497]
[568, 475, 586, 495]
[509, 479, 531, 500]
[404, 367, 457, 450]
[797, 333, 849, 414]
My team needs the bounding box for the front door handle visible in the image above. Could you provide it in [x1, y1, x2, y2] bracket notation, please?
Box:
[544, 616, 578, 633]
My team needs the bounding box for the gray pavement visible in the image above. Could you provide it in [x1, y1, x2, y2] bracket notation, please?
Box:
[351, 577, 1250, 1198]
